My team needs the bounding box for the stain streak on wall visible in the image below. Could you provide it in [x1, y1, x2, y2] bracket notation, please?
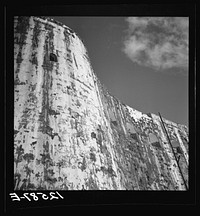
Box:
[14, 16, 189, 190]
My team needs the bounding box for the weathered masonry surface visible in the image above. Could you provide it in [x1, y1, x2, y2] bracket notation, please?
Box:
[14, 16, 189, 190]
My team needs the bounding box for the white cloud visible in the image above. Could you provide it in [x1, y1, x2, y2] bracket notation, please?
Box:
[122, 17, 189, 72]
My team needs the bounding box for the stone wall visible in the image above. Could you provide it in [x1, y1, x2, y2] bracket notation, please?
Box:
[14, 16, 189, 190]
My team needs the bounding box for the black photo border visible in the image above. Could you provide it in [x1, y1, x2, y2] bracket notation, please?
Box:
[4, 3, 196, 214]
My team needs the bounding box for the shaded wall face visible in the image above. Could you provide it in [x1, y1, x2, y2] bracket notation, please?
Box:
[14, 16, 189, 190]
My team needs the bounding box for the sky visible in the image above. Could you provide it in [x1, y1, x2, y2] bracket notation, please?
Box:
[51, 16, 188, 126]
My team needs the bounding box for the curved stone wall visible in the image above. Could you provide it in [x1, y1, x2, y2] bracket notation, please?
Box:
[14, 16, 188, 190]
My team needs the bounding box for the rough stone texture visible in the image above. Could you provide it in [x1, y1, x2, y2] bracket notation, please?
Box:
[14, 16, 189, 190]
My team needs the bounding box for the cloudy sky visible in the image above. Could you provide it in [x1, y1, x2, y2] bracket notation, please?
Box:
[51, 16, 188, 126]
